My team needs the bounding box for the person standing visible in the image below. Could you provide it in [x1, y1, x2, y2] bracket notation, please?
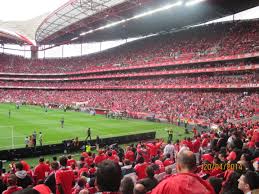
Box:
[8, 109, 11, 118]
[32, 131, 37, 147]
[163, 140, 175, 159]
[56, 156, 75, 194]
[184, 119, 188, 129]
[60, 117, 64, 128]
[167, 128, 173, 142]
[86, 128, 91, 141]
[96, 135, 100, 150]
[177, 117, 181, 126]
[24, 137, 29, 148]
[39, 132, 43, 146]
[34, 157, 50, 183]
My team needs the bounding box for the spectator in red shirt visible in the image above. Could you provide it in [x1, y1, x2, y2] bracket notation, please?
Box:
[85, 152, 94, 167]
[94, 150, 107, 165]
[134, 156, 149, 180]
[20, 160, 30, 172]
[193, 128, 198, 136]
[125, 147, 135, 163]
[85, 178, 96, 194]
[146, 141, 162, 158]
[67, 155, 77, 167]
[95, 160, 122, 193]
[137, 144, 150, 163]
[151, 150, 215, 194]
[201, 136, 209, 152]
[78, 163, 88, 177]
[163, 154, 174, 167]
[2, 175, 22, 194]
[186, 137, 194, 152]
[56, 156, 75, 194]
[193, 136, 201, 164]
[33, 183, 52, 194]
[252, 128, 259, 143]
[107, 151, 119, 163]
[34, 157, 50, 183]
[137, 165, 158, 192]
[88, 163, 96, 178]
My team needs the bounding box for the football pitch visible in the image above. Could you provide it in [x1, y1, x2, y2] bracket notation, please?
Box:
[0, 103, 186, 150]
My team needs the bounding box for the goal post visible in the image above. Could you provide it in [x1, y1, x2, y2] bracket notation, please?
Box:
[0, 125, 14, 149]
[0, 126, 25, 150]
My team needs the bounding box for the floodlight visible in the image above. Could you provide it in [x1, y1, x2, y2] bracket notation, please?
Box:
[185, 0, 206, 6]
[132, 1, 183, 19]
[80, 32, 87, 36]
[71, 37, 78, 41]
[79, 1, 183, 36]
[132, 1, 183, 20]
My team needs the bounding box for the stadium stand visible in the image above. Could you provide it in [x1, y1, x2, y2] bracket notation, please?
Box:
[0, 20, 258, 74]
[0, 21, 258, 128]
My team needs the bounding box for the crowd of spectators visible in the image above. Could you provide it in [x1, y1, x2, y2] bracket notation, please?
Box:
[0, 72, 256, 88]
[0, 121, 258, 194]
[0, 90, 257, 125]
[75, 61, 250, 77]
[0, 20, 258, 74]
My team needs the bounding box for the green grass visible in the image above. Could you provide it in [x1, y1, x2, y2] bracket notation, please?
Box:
[0, 103, 187, 150]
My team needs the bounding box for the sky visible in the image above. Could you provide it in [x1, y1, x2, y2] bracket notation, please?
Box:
[0, 0, 68, 21]
[0, 1, 258, 58]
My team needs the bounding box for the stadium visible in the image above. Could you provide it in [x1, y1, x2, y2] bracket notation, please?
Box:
[0, 0, 258, 193]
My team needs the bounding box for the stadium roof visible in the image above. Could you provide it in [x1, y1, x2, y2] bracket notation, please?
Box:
[0, 13, 48, 45]
[0, 29, 34, 45]
[35, 0, 259, 45]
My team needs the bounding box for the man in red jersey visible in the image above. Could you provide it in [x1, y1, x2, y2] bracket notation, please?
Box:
[151, 150, 215, 194]
[34, 157, 50, 183]
[137, 144, 150, 163]
[125, 146, 135, 163]
[94, 150, 107, 165]
[2, 175, 22, 194]
[56, 156, 75, 194]
[67, 155, 76, 167]
[20, 160, 30, 172]
[134, 156, 149, 180]
[146, 140, 163, 158]
[193, 136, 201, 164]
[107, 151, 119, 163]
